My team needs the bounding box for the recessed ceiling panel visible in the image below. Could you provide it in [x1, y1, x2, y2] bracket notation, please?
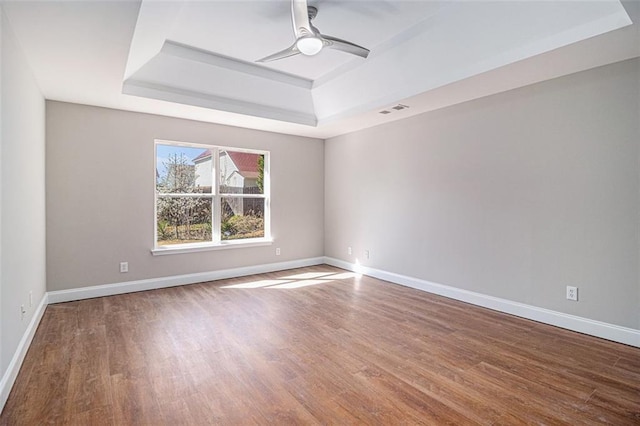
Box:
[124, 0, 632, 126]
[3, 0, 636, 137]
[168, 0, 444, 80]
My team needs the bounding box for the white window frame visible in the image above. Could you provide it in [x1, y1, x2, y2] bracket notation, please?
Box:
[152, 139, 271, 255]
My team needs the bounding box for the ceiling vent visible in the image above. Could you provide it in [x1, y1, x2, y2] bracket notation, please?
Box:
[379, 104, 409, 115]
[392, 104, 409, 111]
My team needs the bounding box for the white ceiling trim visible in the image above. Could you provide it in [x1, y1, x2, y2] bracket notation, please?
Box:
[125, 36, 318, 126]
[123, 78, 318, 126]
[162, 41, 313, 89]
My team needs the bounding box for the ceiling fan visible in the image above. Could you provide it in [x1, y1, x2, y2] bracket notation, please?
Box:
[257, 0, 370, 63]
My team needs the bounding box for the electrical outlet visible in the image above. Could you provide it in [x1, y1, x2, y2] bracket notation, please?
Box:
[275, 247, 281, 256]
[29, 291, 33, 307]
[348, 246, 352, 255]
[365, 250, 370, 259]
[120, 262, 129, 273]
[566, 286, 578, 301]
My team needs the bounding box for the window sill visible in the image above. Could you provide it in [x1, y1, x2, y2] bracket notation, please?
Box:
[151, 238, 273, 256]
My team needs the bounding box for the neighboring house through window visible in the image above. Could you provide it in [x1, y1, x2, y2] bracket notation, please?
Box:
[155, 140, 270, 252]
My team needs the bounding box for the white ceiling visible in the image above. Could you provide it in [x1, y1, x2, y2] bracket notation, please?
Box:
[2, 0, 639, 139]
[166, 1, 443, 80]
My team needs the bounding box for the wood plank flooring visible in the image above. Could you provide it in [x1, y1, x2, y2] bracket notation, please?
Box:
[1, 265, 639, 424]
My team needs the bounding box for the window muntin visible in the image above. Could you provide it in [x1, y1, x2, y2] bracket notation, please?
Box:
[155, 141, 269, 249]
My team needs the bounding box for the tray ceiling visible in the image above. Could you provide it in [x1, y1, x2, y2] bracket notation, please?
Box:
[3, 0, 638, 138]
[124, 0, 633, 126]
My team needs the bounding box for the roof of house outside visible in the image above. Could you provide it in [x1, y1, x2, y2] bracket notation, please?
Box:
[193, 149, 260, 179]
[227, 151, 259, 174]
[192, 149, 211, 163]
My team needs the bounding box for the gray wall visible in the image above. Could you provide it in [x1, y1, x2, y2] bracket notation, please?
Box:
[325, 58, 640, 330]
[46, 102, 324, 291]
[0, 10, 46, 375]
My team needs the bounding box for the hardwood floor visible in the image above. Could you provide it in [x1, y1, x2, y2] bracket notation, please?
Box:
[1, 265, 639, 425]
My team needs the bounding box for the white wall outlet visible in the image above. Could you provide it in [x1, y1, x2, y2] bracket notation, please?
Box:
[20, 305, 26, 321]
[566, 286, 578, 301]
[275, 247, 281, 256]
[120, 262, 129, 273]
[365, 249, 370, 259]
[348, 246, 352, 255]
[29, 291, 33, 307]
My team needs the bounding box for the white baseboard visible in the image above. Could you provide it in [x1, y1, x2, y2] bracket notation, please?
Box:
[48, 257, 325, 304]
[0, 292, 48, 411]
[324, 257, 640, 348]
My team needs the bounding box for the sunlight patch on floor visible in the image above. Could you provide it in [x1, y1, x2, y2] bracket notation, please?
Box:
[222, 279, 292, 289]
[280, 272, 335, 280]
[221, 271, 358, 290]
[266, 279, 330, 289]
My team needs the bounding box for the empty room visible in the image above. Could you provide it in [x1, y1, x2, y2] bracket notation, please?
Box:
[1, 0, 639, 424]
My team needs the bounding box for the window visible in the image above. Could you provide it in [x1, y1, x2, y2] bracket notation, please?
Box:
[154, 140, 270, 253]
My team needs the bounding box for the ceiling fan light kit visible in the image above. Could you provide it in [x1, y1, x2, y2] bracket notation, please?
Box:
[296, 36, 323, 56]
[257, 0, 370, 63]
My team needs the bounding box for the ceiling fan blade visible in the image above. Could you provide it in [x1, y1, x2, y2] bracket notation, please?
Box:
[321, 34, 370, 59]
[292, 0, 314, 38]
[256, 43, 300, 63]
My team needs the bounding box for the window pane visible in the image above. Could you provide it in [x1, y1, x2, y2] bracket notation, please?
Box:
[157, 196, 212, 245]
[157, 144, 212, 194]
[219, 150, 264, 195]
[221, 197, 264, 240]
